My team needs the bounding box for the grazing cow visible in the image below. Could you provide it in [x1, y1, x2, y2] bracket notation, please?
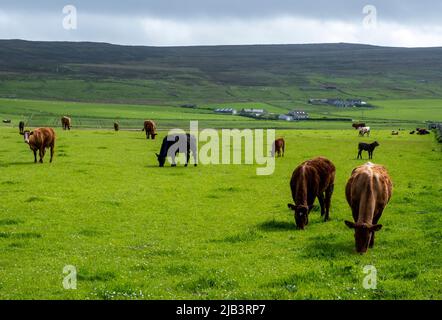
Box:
[345, 163, 392, 253]
[3, 119, 11, 123]
[142, 120, 157, 139]
[358, 127, 371, 137]
[287, 157, 336, 230]
[156, 133, 197, 167]
[114, 122, 119, 131]
[391, 131, 399, 136]
[409, 131, 415, 135]
[271, 138, 285, 157]
[21, 128, 55, 163]
[19, 121, 25, 135]
[61, 116, 71, 130]
[357, 141, 379, 160]
[352, 123, 366, 130]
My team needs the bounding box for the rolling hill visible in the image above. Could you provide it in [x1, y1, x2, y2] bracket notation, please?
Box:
[1, 40, 442, 104]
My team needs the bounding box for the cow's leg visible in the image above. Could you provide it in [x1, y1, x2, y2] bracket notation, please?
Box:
[50, 144, 54, 163]
[39, 148, 45, 163]
[357, 150, 362, 159]
[170, 152, 177, 167]
[318, 193, 325, 217]
[185, 150, 190, 167]
[33, 150, 37, 163]
[324, 184, 334, 221]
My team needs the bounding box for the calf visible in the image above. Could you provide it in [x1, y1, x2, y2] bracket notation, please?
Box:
[156, 133, 197, 167]
[61, 116, 71, 130]
[19, 121, 25, 135]
[358, 127, 371, 137]
[21, 128, 56, 163]
[287, 157, 336, 230]
[271, 138, 285, 157]
[143, 120, 157, 139]
[345, 163, 392, 253]
[357, 141, 379, 160]
[114, 122, 119, 131]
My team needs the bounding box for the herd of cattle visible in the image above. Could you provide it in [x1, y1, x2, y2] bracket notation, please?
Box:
[12, 118, 435, 254]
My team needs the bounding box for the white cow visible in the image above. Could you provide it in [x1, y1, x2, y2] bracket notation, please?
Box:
[359, 127, 371, 137]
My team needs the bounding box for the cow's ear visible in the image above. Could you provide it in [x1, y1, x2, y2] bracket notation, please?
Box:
[370, 224, 383, 232]
[287, 204, 296, 210]
[345, 221, 355, 229]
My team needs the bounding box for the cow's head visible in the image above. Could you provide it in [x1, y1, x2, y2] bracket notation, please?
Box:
[345, 221, 382, 253]
[373, 141, 380, 147]
[156, 153, 166, 167]
[152, 133, 158, 140]
[21, 130, 33, 144]
[288, 204, 309, 230]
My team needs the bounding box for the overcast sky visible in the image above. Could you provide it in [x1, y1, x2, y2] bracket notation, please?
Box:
[1, 0, 441, 47]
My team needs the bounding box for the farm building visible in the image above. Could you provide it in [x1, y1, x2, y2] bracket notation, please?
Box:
[308, 98, 367, 108]
[278, 114, 293, 121]
[239, 108, 266, 117]
[214, 108, 237, 115]
[288, 110, 309, 120]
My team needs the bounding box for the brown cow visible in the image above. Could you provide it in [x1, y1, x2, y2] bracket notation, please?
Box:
[142, 120, 157, 139]
[287, 157, 336, 230]
[114, 122, 119, 131]
[21, 128, 56, 163]
[61, 116, 71, 130]
[345, 163, 392, 253]
[271, 138, 285, 157]
[352, 123, 366, 129]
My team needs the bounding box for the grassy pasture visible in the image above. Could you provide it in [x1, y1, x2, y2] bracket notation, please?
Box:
[1, 98, 441, 131]
[0, 126, 440, 300]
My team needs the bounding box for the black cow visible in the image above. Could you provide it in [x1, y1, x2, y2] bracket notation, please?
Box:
[156, 133, 198, 167]
[19, 121, 25, 135]
[357, 142, 379, 160]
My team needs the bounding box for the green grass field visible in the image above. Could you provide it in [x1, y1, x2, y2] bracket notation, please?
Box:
[0, 98, 441, 131]
[0, 126, 440, 299]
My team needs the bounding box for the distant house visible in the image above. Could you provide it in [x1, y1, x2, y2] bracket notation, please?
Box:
[308, 98, 367, 108]
[214, 108, 237, 115]
[308, 99, 328, 105]
[240, 108, 266, 117]
[288, 110, 309, 120]
[278, 114, 293, 121]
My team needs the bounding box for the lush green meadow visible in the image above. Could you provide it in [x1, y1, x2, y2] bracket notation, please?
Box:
[0, 126, 440, 299]
[0, 98, 441, 131]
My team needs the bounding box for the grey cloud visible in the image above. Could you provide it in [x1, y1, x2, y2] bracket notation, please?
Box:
[1, 0, 442, 23]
